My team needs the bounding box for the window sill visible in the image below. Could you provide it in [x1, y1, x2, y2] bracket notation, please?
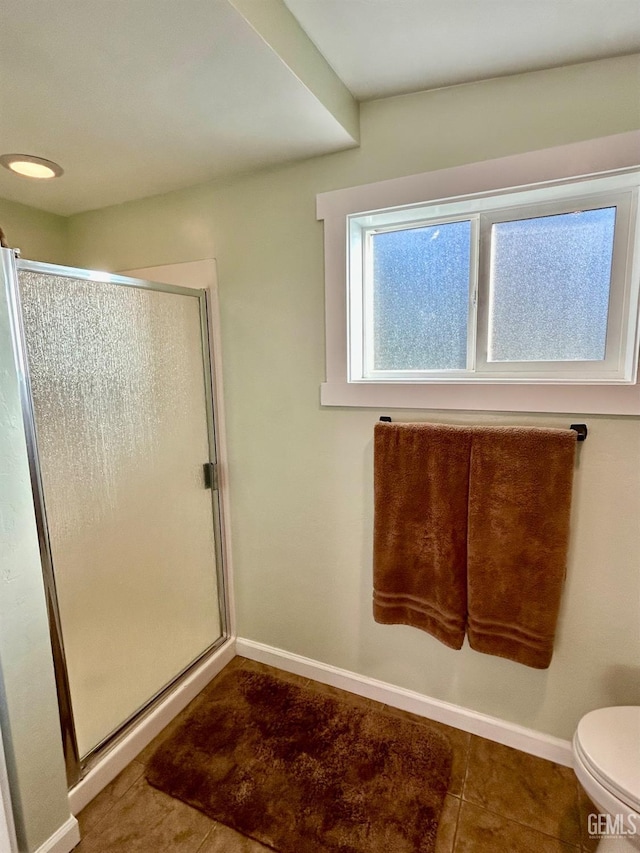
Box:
[320, 380, 640, 415]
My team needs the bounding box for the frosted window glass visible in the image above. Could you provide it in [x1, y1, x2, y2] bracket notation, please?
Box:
[19, 272, 221, 757]
[488, 207, 615, 362]
[372, 220, 471, 370]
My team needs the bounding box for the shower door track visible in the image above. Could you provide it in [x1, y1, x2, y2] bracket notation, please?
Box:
[2, 250, 230, 788]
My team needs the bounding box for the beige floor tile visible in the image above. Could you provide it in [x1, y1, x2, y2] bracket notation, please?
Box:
[77, 759, 145, 835]
[75, 777, 213, 852]
[79, 662, 590, 853]
[196, 822, 273, 852]
[576, 782, 601, 852]
[436, 794, 461, 853]
[464, 736, 582, 845]
[454, 802, 580, 853]
[380, 706, 470, 797]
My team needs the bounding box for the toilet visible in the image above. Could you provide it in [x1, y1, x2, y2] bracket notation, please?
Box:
[573, 706, 640, 852]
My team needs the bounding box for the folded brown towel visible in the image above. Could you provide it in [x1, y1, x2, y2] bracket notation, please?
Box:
[466, 426, 577, 669]
[373, 422, 471, 650]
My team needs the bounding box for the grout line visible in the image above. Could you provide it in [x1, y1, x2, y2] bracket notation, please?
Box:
[459, 734, 582, 847]
[451, 735, 473, 850]
[460, 733, 473, 800]
[195, 823, 219, 852]
[458, 799, 582, 847]
[116, 762, 146, 798]
[448, 794, 462, 853]
[78, 773, 146, 842]
[573, 772, 586, 849]
[77, 802, 117, 844]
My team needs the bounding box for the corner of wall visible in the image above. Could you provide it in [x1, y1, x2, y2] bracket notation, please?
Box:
[0, 258, 74, 851]
[0, 196, 70, 266]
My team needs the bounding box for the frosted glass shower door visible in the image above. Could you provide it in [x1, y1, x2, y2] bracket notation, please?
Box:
[17, 268, 223, 759]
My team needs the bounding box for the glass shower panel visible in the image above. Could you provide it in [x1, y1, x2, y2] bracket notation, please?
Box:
[18, 271, 222, 758]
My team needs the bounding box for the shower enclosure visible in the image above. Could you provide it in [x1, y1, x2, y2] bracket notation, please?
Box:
[1, 249, 228, 786]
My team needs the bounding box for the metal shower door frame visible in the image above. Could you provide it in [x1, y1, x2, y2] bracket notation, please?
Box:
[1, 249, 229, 787]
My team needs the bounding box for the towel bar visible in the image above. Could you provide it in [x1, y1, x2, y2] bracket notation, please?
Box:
[378, 416, 588, 441]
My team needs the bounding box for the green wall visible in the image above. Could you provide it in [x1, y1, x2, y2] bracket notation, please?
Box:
[2, 57, 639, 850]
[66, 55, 640, 741]
[0, 197, 68, 265]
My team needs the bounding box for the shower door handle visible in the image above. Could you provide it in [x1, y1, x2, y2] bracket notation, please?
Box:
[203, 462, 218, 491]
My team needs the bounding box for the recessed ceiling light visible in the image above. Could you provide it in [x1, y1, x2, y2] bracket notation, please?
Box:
[0, 154, 64, 180]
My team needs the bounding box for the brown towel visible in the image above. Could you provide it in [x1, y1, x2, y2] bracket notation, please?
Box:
[466, 426, 576, 669]
[373, 422, 471, 650]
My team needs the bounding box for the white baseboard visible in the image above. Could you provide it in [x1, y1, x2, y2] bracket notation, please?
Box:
[68, 638, 236, 815]
[35, 816, 80, 853]
[236, 638, 573, 768]
[68, 634, 573, 822]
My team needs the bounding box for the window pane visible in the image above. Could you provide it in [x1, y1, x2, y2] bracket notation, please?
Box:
[488, 207, 616, 362]
[371, 220, 471, 370]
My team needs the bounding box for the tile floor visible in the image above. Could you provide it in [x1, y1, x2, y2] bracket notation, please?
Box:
[74, 657, 598, 852]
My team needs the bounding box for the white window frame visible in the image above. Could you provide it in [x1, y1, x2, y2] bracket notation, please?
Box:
[317, 131, 640, 415]
[352, 182, 636, 383]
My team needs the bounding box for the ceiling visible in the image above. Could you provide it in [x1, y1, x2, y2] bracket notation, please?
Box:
[1, 0, 639, 217]
[284, 0, 640, 100]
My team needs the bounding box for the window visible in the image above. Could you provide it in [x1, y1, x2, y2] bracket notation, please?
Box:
[318, 133, 640, 414]
[351, 183, 635, 383]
